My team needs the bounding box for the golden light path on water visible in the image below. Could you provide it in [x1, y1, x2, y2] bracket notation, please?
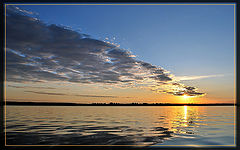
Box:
[183, 106, 188, 127]
[184, 105, 188, 120]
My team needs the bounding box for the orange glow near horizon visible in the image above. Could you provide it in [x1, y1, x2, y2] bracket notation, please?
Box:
[6, 82, 234, 104]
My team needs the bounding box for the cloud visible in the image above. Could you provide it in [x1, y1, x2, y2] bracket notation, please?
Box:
[149, 81, 205, 97]
[24, 90, 131, 98]
[167, 86, 205, 97]
[74, 94, 131, 98]
[25, 91, 66, 96]
[175, 74, 224, 81]
[7, 85, 56, 89]
[6, 6, 205, 97]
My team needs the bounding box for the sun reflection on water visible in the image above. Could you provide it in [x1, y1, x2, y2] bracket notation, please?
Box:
[183, 106, 188, 127]
[170, 106, 198, 134]
[184, 105, 188, 120]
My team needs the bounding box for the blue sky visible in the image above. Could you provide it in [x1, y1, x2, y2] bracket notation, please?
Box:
[6, 4, 235, 103]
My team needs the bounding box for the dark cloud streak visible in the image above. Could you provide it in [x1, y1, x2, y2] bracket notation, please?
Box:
[74, 94, 131, 98]
[24, 91, 66, 96]
[8, 85, 56, 89]
[24, 90, 132, 98]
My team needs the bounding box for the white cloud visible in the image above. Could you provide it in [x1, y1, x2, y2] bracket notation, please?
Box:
[175, 74, 224, 81]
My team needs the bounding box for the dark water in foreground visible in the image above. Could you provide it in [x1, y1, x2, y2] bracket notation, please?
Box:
[6, 106, 235, 147]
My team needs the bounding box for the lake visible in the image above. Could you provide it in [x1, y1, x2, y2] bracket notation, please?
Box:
[5, 106, 235, 147]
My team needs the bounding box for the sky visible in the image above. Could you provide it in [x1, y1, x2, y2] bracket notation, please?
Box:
[5, 4, 235, 104]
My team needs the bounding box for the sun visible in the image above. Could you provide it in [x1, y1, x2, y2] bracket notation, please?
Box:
[183, 94, 190, 99]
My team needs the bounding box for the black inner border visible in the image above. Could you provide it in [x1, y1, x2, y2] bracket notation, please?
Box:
[0, 0, 239, 150]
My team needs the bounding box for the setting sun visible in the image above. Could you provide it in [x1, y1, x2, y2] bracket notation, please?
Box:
[181, 94, 194, 103]
[183, 94, 190, 99]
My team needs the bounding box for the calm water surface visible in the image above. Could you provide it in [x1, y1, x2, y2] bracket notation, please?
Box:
[6, 106, 235, 146]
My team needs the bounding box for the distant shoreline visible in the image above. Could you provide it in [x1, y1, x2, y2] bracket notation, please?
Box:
[4, 101, 236, 106]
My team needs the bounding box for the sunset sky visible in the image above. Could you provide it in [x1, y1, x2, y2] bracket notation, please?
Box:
[5, 4, 235, 104]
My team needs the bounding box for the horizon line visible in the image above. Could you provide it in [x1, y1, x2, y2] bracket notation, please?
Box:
[4, 101, 236, 106]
